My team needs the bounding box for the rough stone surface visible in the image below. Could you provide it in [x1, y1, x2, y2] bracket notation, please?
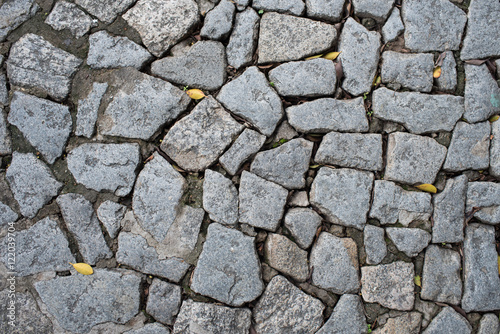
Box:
[6, 152, 62, 218]
[0, 74, 7, 107]
[310, 232, 360, 294]
[385, 132, 447, 184]
[0, 109, 11, 155]
[421, 245, 462, 304]
[152, 41, 226, 90]
[219, 128, 266, 175]
[162, 206, 204, 260]
[305, 0, 344, 22]
[316, 294, 367, 334]
[315, 132, 383, 171]
[286, 97, 369, 133]
[435, 51, 457, 92]
[250, 138, 313, 189]
[75, 0, 136, 24]
[35, 269, 141, 333]
[146, 279, 181, 326]
[75, 82, 108, 138]
[386, 227, 431, 257]
[288, 191, 309, 207]
[132, 152, 186, 242]
[67, 143, 140, 196]
[0, 217, 74, 276]
[463, 64, 500, 123]
[364, 225, 387, 265]
[373, 312, 422, 334]
[200, 0, 235, 40]
[57, 193, 112, 265]
[0, 0, 39, 41]
[253, 275, 325, 334]
[265, 233, 309, 282]
[370, 180, 432, 226]
[98, 68, 190, 140]
[126, 323, 170, 334]
[432, 175, 467, 243]
[0, 201, 17, 227]
[382, 8, 404, 43]
[444, 121, 490, 171]
[461, 0, 500, 60]
[268, 58, 336, 97]
[310, 167, 373, 230]
[87, 31, 152, 70]
[258, 13, 337, 64]
[401, 0, 467, 52]
[8, 91, 71, 164]
[466, 182, 500, 225]
[226, 7, 259, 69]
[423, 307, 472, 334]
[123, 0, 200, 57]
[353, 0, 393, 21]
[478, 314, 500, 334]
[381, 52, 434, 92]
[45, 1, 97, 38]
[361, 261, 415, 311]
[462, 223, 500, 312]
[173, 299, 251, 334]
[253, 0, 305, 15]
[338, 18, 381, 96]
[191, 223, 264, 306]
[203, 169, 238, 225]
[97, 200, 126, 239]
[283, 207, 322, 249]
[7, 33, 82, 101]
[372, 87, 465, 134]
[491, 120, 500, 177]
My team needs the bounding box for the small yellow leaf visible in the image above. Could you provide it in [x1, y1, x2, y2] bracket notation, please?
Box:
[186, 89, 206, 100]
[305, 54, 323, 60]
[416, 184, 437, 193]
[323, 51, 341, 60]
[70, 262, 93, 275]
[433, 67, 442, 78]
[414, 275, 421, 287]
[489, 115, 499, 122]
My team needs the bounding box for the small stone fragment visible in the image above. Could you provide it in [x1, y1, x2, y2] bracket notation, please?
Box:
[0, 201, 17, 227]
[435, 51, 457, 92]
[75, 82, 108, 138]
[466, 182, 500, 225]
[219, 128, 266, 175]
[382, 8, 404, 43]
[97, 200, 126, 239]
[373, 312, 422, 334]
[45, 1, 97, 38]
[283, 208, 322, 249]
[422, 307, 472, 334]
[386, 227, 431, 257]
[463, 64, 500, 123]
[226, 7, 259, 69]
[364, 225, 387, 265]
[353, 0, 393, 21]
[305, 0, 344, 22]
[75, 0, 136, 24]
[490, 120, 500, 177]
[265, 234, 309, 282]
[162, 206, 204, 260]
[0, 0, 39, 41]
[316, 294, 366, 334]
[0, 108, 12, 155]
[253, 0, 305, 16]
[0, 74, 8, 107]
[288, 191, 309, 207]
[203, 169, 238, 225]
[381, 51, 434, 92]
[146, 279, 181, 326]
[478, 314, 500, 334]
[200, 0, 235, 40]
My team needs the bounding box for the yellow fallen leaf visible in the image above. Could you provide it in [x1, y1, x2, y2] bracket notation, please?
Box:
[489, 115, 499, 122]
[305, 54, 323, 60]
[70, 262, 93, 275]
[186, 89, 205, 100]
[323, 51, 341, 60]
[433, 67, 442, 78]
[414, 275, 421, 287]
[416, 184, 437, 193]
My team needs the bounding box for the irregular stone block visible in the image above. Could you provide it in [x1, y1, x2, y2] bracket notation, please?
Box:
[146, 279, 181, 326]
[97, 200, 126, 239]
[0, 108, 11, 155]
[382, 8, 404, 43]
[0, 201, 17, 227]
[435, 51, 457, 92]
[75, 0, 136, 24]
[75, 82, 107, 138]
[45, 1, 97, 38]
[466, 182, 500, 225]
[127, 323, 170, 334]
[0, 0, 39, 41]
[491, 120, 500, 177]
[478, 314, 500, 334]
[463, 64, 500, 123]
[353, 0, 393, 21]
[162, 206, 204, 260]
[283, 207, 322, 249]
[422, 307, 472, 334]
[219, 128, 266, 175]
[265, 234, 309, 282]
[305, 0, 344, 22]
[381, 51, 434, 92]
[0, 74, 7, 107]
[253, 0, 305, 15]
[200, 0, 235, 40]
[386, 227, 431, 257]
[0, 290, 53, 333]
[373, 312, 422, 334]
[203, 169, 238, 225]
[364, 225, 387, 265]
[226, 7, 259, 69]
[316, 294, 366, 334]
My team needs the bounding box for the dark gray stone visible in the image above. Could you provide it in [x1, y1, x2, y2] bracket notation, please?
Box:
[203, 169, 238, 225]
[466, 182, 500, 225]
[226, 7, 259, 69]
[0, 201, 17, 227]
[75, 0, 136, 24]
[316, 294, 366, 334]
[162, 206, 204, 260]
[435, 51, 457, 92]
[45, 1, 97, 38]
[253, 0, 305, 15]
[0, 0, 39, 41]
[305, 0, 344, 22]
[373, 313, 422, 334]
[75, 82, 108, 138]
[364, 225, 387, 265]
[97, 200, 126, 239]
[219, 128, 266, 175]
[386, 227, 431, 257]
[491, 120, 500, 177]
[381, 52, 434, 92]
[146, 279, 181, 325]
[265, 233, 309, 282]
[382, 8, 404, 43]
[464, 64, 500, 123]
[200, 0, 235, 40]
[283, 207, 322, 249]
[0, 108, 11, 155]
[478, 314, 500, 334]
[288, 191, 309, 207]
[353, 0, 393, 21]
[422, 307, 472, 334]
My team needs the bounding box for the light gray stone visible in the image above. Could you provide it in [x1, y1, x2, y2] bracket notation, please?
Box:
[250, 138, 313, 189]
[0, 0, 39, 41]
[381, 52, 434, 92]
[288, 191, 309, 207]
[370, 180, 432, 226]
[386, 227, 431, 257]
[361, 261, 415, 311]
[415, 298, 440, 329]
[382, 8, 404, 43]
[0, 108, 11, 155]
[0, 201, 17, 227]
[253, 275, 325, 334]
[435, 51, 457, 92]
[162, 96, 243, 172]
[75, 0, 136, 24]
[191, 223, 264, 306]
[57, 193, 112, 265]
[464, 64, 500, 123]
[0, 217, 74, 276]
[146, 279, 181, 326]
[97, 200, 126, 238]
[273, 120, 299, 142]
[162, 206, 204, 260]
[7, 33, 82, 101]
[373, 313, 422, 334]
[310, 232, 360, 294]
[219, 128, 266, 175]
[461, 0, 500, 60]
[203, 169, 238, 225]
[315, 132, 383, 171]
[385, 132, 447, 184]
[151, 41, 226, 90]
[423, 307, 472, 334]
[443, 121, 490, 171]
[67, 143, 140, 196]
[132, 152, 186, 242]
[353, 0, 393, 21]
[466, 182, 500, 225]
[200, 0, 235, 40]
[478, 314, 500, 334]
[226, 7, 259, 69]
[462, 224, 500, 312]
[6, 152, 62, 218]
[265, 233, 309, 282]
[432, 175, 467, 243]
[364, 225, 387, 265]
[45, 1, 96, 38]
[310, 167, 373, 230]
[305, 0, 344, 22]
[258, 13, 337, 64]
[0, 74, 7, 106]
[173, 299, 251, 334]
[8, 91, 71, 164]
[372, 87, 465, 134]
[401, 0, 467, 52]
[117, 232, 190, 282]
[76, 82, 108, 138]
[126, 323, 170, 334]
[217, 66, 283, 136]
[35, 269, 141, 333]
[87, 31, 152, 70]
[287, 97, 369, 133]
[283, 207, 322, 249]
[196, 0, 218, 17]
[491, 120, 500, 177]
[233, 0, 250, 10]
[317, 294, 366, 334]
[98, 68, 190, 140]
[421, 245, 462, 304]
[338, 18, 381, 96]
[123, 0, 200, 57]
[253, 0, 305, 15]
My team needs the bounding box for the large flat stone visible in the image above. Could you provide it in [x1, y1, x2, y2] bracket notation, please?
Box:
[45, 1, 96, 38]
[75, 82, 108, 138]
[466, 182, 500, 225]
[0, 0, 39, 41]
[75, 0, 136, 24]
[265, 233, 309, 282]
[386, 227, 431, 257]
[364, 225, 387, 265]
[381, 51, 434, 92]
[353, 0, 393, 21]
[316, 294, 366, 334]
[478, 314, 500, 334]
[305, 0, 344, 22]
[226, 7, 259, 69]
[382, 7, 404, 43]
[202, 169, 238, 225]
[219, 128, 266, 175]
[423, 307, 472, 334]
[463, 64, 500, 123]
[146, 279, 181, 326]
[200, 0, 235, 40]
[283, 207, 322, 249]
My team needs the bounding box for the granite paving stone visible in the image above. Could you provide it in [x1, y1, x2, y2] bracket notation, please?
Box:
[75, 82, 108, 138]
[203, 169, 239, 225]
[287, 191, 309, 207]
[162, 206, 204, 260]
[75, 0, 136, 24]
[200, 0, 235, 40]
[463, 64, 500, 123]
[219, 128, 266, 175]
[0, 108, 11, 155]
[352, 0, 393, 21]
[45, 1, 97, 38]
[478, 314, 500, 334]
[490, 120, 500, 177]
[386, 227, 431, 257]
[0, 74, 8, 107]
[0, 0, 39, 41]
[283, 207, 322, 249]
[373, 312, 422, 334]
[253, 0, 305, 15]
[381, 52, 434, 92]
[382, 8, 404, 43]
[146, 279, 182, 326]
[305, 0, 344, 22]
[435, 51, 457, 92]
[423, 307, 472, 334]
[226, 7, 259, 69]
[126, 323, 170, 334]
[265, 233, 309, 282]
[97, 200, 126, 239]
[316, 294, 366, 334]
[466, 182, 500, 225]
[0, 201, 17, 227]
[364, 225, 387, 265]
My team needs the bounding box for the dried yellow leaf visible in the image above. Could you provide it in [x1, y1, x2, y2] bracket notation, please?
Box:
[323, 51, 341, 60]
[416, 184, 437, 194]
[489, 115, 499, 122]
[305, 54, 323, 60]
[433, 67, 442, 78]
[70, 262, 93, 275]
[186, 89, 206, 100]
[414, 275, 421, 287]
